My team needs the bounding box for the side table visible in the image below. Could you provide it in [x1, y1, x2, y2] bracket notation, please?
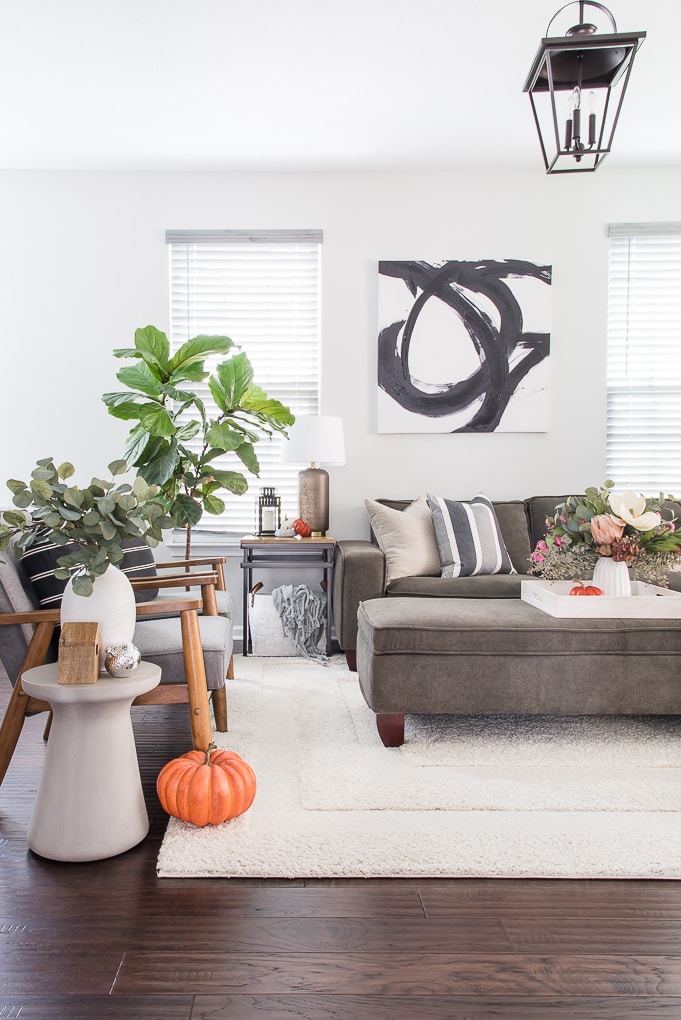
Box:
[240, 536, 335, 656]
[21, 662, 161, 862]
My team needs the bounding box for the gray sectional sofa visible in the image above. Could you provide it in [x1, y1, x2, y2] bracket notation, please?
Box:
[333, 495, 570, 669]
[333, 495, 681, 746]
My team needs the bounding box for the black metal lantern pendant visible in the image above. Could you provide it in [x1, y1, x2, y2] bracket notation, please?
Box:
[523, 2, 645, 174]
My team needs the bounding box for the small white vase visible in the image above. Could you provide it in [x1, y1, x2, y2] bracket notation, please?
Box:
[592, 556, 632, 597]
[60, 564, 136, 667]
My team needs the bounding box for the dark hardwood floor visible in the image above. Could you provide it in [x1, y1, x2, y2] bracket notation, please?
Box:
[3, 673, 681, 1019]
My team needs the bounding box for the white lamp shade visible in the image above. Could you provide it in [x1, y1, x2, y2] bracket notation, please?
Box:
[281, 415, 346, 467]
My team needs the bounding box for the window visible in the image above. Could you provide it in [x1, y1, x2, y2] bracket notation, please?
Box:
[166, 229, 322, 537]
[607, 223, 681, 494]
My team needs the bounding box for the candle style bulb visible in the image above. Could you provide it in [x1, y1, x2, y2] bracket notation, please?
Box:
[588, 90, 597, 146]
[572, 86, 581, 142]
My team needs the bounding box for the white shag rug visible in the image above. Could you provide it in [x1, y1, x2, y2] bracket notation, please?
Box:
[157, 655, 681, 879]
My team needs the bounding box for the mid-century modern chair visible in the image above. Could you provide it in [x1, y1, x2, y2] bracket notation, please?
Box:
[0, 545, 234, 789]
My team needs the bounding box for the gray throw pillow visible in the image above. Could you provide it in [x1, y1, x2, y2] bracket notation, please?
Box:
[427, 493, 516, 578]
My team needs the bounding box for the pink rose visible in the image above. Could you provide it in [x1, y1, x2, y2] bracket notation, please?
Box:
[590, 513, 625, 545]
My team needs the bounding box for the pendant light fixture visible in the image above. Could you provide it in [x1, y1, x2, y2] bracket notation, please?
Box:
[523, 1, 645, 174]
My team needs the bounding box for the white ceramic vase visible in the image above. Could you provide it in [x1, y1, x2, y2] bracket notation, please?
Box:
[60, 564, 136, 667]
[592, 556, 632, 597]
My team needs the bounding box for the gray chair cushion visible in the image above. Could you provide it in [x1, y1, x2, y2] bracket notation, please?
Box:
[133, 615, 232, 690]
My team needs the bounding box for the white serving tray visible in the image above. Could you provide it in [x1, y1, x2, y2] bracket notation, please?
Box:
[521, 578, 681, 619]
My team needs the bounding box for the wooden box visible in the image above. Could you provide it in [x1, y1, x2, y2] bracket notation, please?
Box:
[58, 621, 101, 684]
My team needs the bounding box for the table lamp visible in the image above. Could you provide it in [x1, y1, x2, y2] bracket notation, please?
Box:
[281, 415, 345, 536]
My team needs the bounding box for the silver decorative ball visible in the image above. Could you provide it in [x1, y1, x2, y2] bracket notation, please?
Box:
[104, 642, 142, 678]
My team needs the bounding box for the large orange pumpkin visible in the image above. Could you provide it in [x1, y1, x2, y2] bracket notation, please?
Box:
[157, 743, 256, 827]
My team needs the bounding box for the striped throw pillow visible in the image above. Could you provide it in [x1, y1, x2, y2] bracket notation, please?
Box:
[20, 539, 159, 607]
[426, 493, 516, 578]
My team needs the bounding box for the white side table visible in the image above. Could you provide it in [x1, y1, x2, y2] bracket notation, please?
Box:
[21, 661, 161, 862]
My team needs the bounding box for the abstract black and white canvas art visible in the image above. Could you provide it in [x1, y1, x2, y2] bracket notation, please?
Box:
[377, 259, 552, 433]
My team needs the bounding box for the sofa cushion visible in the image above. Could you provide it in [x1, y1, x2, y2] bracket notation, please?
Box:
[491, 500, 533, 573]
[386, 573, 525, 598]
[427, 493, 516, 578]
[525, 495, 574, 550]
[364, 496, 440, 583]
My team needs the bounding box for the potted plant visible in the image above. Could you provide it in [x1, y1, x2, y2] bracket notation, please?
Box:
[0, 457, 170, 597]
[102, 325, 295, 557]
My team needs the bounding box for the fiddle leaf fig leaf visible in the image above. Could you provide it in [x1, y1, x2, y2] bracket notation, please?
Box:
[168, 335, 234, 377]
[136, 441, 179, 486]
[239, 385, 295, 429]
[134, 325, 171, 368]
[116, 363, 163, 398]
[203, 494, 225, 515]
[210, 352, 254, 409]
[235, 442, 260, 475]
[105, 400, 143, 420]
[138, 403, 176, 437]
[205, 421, 246, 452]
[210, 470, 249, 495]
[169, 494, 204, 527]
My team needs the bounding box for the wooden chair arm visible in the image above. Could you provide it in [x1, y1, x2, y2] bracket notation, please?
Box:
[0, 608, 61, 625]
[131, 572, 220, 590]
[134, 596, 204, 617]
[155, 557, 226, 589]
[156, 557, 226, 569]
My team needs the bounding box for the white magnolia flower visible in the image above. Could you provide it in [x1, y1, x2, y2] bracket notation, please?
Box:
[608, 491, 661, 532]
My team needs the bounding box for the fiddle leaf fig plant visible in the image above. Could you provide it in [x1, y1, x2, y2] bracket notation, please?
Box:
[102, 325, 295, 557]
[0, 458, 172, 596]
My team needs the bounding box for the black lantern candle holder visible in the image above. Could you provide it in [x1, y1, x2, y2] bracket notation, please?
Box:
[257, 487, 281, 536]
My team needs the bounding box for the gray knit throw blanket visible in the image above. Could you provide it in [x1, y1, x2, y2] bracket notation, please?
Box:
[271, 583, 328, 664]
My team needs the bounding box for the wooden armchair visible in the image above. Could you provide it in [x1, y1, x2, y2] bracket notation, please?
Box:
[0, 556, 233, 789]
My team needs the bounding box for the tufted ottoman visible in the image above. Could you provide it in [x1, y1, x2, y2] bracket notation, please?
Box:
[356, 596, 681, 746]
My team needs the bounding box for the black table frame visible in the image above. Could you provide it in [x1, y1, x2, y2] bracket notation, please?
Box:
[240, 537, 335, 656]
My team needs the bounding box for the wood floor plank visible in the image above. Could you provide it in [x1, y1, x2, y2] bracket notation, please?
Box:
[505, 918, 681, 955]
[418, 879, 681, 919]
[0, 995, 193, 1020]
[114, 951, 681, 996]
[105, 915, 512, 954]
[189, 994, 681, 1019]
[0, 952, 123, 994]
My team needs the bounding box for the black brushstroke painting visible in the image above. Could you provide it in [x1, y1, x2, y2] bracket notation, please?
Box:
[377, 259, 551, 433]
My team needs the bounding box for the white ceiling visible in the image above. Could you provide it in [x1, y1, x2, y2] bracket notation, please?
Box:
[0, 0, 677, 172]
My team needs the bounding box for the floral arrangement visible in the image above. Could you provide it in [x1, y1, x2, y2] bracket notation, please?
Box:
[530, 481, 681, 586]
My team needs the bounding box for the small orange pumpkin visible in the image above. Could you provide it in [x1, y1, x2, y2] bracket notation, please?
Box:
[292, 518, 312, 537]
[569, 580, 603, 596]
[157, 743, 256, 827]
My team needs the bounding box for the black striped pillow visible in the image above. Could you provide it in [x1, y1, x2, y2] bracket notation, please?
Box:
[426, 493, 516, 578]
[20, 539, 159, 607]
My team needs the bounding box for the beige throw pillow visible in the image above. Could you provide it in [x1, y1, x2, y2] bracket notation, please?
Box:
[364, 496, 441, 583]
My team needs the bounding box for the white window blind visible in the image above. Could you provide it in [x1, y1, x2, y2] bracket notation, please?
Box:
[167, 229, 322, 537]
[607, 223, 681, 495]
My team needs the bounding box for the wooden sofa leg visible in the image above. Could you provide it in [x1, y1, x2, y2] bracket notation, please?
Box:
[212, 687, 228, 732]
[376, 712, 405, 748]
[345, 649, 357, 671]
[227, 653, 234, 680]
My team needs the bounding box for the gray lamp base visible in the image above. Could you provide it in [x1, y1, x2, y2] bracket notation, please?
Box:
[298, 467, 329, 536]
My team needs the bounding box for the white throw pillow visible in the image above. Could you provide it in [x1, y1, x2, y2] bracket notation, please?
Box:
[364, 496, 441, 583]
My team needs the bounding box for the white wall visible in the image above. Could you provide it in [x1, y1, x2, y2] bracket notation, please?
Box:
[1, 166, 680, 617]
